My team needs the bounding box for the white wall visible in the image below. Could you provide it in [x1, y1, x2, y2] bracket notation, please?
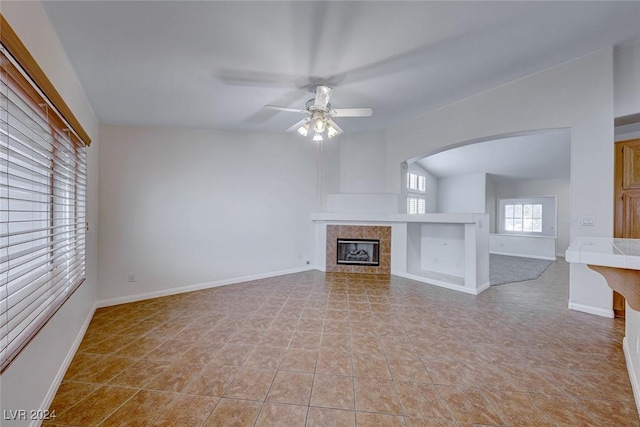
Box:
[486, 175, 517, 232]
[485, 175, 497, 232]
[437, 173, 486, 213]
[0, 2, 99, 426]
[615, 40, 640, 118]
[489, 234, 557, 260]
[324, 130, 394, 214]
[515, 178, 570, 254]
[339, 130, 387, 194]
[325, 193, 399, 214]
[407, 162, 437, 213]
[484, 176, 568, 253]
[98, 125, 338, 302]
[377, 48, 614, 315]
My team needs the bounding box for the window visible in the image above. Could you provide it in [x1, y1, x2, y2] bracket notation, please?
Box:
[407, 172, 426, 192]
[407, 196, 426, 214]
[407, 172, 427, 214]
[406, 171, 426, 214]
[504, 203, 543, 232]
[0, 18, 90, 373]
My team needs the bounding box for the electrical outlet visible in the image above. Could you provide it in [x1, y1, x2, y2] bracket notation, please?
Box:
[128, 272, 136, 283]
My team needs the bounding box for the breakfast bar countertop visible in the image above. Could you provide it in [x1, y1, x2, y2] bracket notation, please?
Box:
[565, 237, 640, 270]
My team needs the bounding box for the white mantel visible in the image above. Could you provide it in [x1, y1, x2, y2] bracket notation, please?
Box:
[311, 212, 481, 223]
[312, 212, 490, 295]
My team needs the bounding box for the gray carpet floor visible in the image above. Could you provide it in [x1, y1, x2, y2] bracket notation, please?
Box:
[490, 254, 553, 285]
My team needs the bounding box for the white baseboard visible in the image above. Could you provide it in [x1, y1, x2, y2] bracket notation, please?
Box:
[96, 266, 316, 308]
[475, 281, 491, 294]
[395, 272, 487, 295]
[33, 303, 97, 427]
[623, 337, 640, 417]
[489, 250, 556, 261]
[568, 301, 614, 318]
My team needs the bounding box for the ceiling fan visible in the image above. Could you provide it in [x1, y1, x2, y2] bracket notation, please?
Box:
[264, 86, 373, 141]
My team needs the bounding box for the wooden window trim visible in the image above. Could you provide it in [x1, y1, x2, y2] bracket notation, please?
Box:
[0, 13, 91, 146]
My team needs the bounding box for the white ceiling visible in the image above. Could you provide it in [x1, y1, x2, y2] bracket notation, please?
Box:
[416, 131, 571, 180]
[40, 1, 640, 135]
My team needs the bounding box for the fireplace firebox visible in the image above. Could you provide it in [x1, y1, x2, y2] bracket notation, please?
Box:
[336, 239, 380, 266]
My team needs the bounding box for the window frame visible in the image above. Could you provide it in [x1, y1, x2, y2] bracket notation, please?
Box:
[504, 203, 543, 233]
[0, 14, 89, 373]
[406, 171, 427, 214]
[497, 196, 557, 237]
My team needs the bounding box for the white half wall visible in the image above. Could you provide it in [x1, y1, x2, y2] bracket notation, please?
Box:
[0, 2, 99, 426]
[98, 125, 338, 301]
[489, 234, 557, 260]
[380, 48, 614, 316]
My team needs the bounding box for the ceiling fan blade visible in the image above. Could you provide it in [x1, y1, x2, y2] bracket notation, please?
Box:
[285, 117, 310, 132]
[326, 118, 343, 137]
[264, 105, 308, 114]
[329, 107, 373, 118]
[314, 86, 333, 109]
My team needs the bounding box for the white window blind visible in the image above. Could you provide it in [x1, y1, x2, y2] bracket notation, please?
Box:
[407, 172, 426, 192]
[407, 171, 427, 214]
[407, 196, 426, 215]
[0, 47, 87, 373]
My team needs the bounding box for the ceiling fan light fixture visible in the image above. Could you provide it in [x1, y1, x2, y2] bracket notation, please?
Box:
[327, 125, 339, 139]
[313, 132, 323, 142]
[297, 121, 310, 137]
[313, 117, 326, 133]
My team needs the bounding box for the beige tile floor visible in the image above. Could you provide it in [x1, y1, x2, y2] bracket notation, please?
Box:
[46, 260, 639, 426]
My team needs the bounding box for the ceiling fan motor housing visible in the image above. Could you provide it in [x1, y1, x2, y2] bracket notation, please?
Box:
[306, 98, 330, 112]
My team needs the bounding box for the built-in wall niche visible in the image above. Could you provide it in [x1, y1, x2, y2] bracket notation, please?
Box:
[407, 222, 466, 286]
[326, 225, 391, 274]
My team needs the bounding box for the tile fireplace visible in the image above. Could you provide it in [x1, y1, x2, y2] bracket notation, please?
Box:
[326, 225, 391, 274]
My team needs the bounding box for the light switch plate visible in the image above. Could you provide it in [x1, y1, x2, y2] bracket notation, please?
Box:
[581, 216, 595, 226]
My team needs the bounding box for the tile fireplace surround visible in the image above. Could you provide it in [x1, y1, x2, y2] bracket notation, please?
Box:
[326, 225, 391, 274]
